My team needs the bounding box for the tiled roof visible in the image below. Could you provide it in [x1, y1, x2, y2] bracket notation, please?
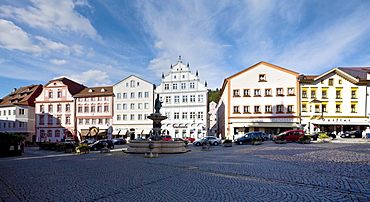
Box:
[74, 86, 114, 97]
[338, 67, 370, 79]
[0, 84, 43, 107]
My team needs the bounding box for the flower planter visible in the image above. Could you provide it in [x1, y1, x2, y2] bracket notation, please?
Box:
[223, 142, 233, 147]
[77, 149, 90, 154]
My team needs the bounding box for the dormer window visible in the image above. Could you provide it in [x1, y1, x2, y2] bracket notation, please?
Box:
[88, 89, 94, 92]
[259, 74, 266, 82]
[100, 89, 106, 92]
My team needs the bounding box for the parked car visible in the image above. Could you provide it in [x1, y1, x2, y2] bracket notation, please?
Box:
[112, 138, 127, 145]
[80, 139, 96, 145]
[341, 130, 362, 138]
[170, 138, 188, 145]
[273, 130, 304, 142]
[193, 136, 222, 146]
[149, 135, 172, 141]
[235, 132, 265, 145]
[184, 137, 195, 143]
[310, 131, 336, 140]
[89, 139, 114, 151]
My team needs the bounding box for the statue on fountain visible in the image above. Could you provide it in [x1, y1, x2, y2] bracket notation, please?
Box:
[154, 94, 162, 114]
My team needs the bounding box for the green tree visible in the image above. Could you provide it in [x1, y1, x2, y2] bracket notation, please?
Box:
[208, 88, 220, 103]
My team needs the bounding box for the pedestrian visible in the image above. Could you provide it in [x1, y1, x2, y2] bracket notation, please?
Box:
[362, 130, 366, 139]
[366, 127, 370, 139]
[20, 141, 25, 153]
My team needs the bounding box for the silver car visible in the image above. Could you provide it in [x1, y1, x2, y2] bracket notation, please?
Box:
[193, 136, 222, 146]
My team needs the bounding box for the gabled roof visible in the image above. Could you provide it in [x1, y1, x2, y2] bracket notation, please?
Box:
[74, 86, 114, 97]
[220, 61, 299, 96]
[0, 84, 43, 107]
[113, 74, 154, 87]
[45, 77, 86, 95]
[311, 68, 368, 84]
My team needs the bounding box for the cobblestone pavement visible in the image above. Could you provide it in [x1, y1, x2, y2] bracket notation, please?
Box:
[0, 141, 369, 201]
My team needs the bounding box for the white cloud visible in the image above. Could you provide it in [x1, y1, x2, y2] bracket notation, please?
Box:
[0, 0, 101, 40]
[69, 70, 111, 86]
[50, 59, 68, 65]
[0, 19, 41, 52]
[35, 36, 70, 55]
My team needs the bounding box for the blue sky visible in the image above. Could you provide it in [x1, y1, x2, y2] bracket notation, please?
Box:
[1, 0, 370, 98]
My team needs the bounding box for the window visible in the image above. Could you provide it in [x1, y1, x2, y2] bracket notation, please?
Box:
[117, 104, 121, 110]
[302, 90, 307, 98]
[19, 108, 25, 115]
[198, 112, 203, 119]
[123, 114, 127, 120]
[130, 114, 135, 120]
[85, 119, 90, 124]
[254, 106, 260, 113]
[277, 105, 283, 113]
[84, 106, 89, 113]
[57, 104, 62, 112]
[48, 115, 53, 125]
[97, 106, 102, 112]
[351, 103, 356, 113]
[311, 89, 316, 98]
[78, 106, 83, 113]
[182, 112, 187, 119]
[123, 93, 127, 98]
[123, 104, 127, 110]
[288, 88, 294, 95]
[244, 89, 250, 96]
[130, 93, 135, 98]
[49, 91, 53, 98]
[173, 84, 178, 90]
[276, 88, 283, 95]
[233, 106, 240, 113]
[198, 95, 204, 102]
[104, 106, 109, 112]
[315, 105, 320, 113]
[287, 105, 294, 112]
[91, 106, 95, 112]
[233, 90, 240, 96]
[144, 92, 149, 98]
[329, 78, 334, 86]
[57, 91, 62, 98]
[351, 89, 357, 99]
[336, 90, 341, 99]
[190, 112, 195, 119]
[190, 95, 195, 102]
[181, 83, 186, 89]
[40, 105, 44, 113]
[243, 106, 250, 113]
[130, 103, 135, 109]
[117, 114, 121, 121]
[254, 89, 261, 96]
[259, 74, 266, 81]
[190, 82, 195, 89]
[336, 104, 341, 113]
[138, 114, 142, 120]
[56, 117, 61, 125]
[55, 130, 60, 137]
[105, 119, 110, 124]
[48, 105, 53, 112]
[144, 103, 149, 109]
[138, 103, 143, 109]
[174, 96, 180, 103]
[117, 93, 122, 99]
[79, 119, 83, 124]
[98, 119, 103, 124]
[265, 105, 272, 113]
[39, 115, 44, 124]
[138, 92, 142, 98]
[66, 104, 70, 112]
[165, 96, 171, 103]
[302, 104, 307, 112]
[182, 95, 188, 103]
[66, 116, 71, 124]
[322, 104, 327, 112]
[47, 130, 52, 137]
[322, 90, 327, 99]
[165, 84, 169, 90]
[174, 112, 179, 119]
[265, 89, 271, 96]
[130, 80, 135, 87]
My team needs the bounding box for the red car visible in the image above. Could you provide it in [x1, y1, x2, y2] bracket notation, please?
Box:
[184, 137, 195, 143]
[273, 130, 304, 142]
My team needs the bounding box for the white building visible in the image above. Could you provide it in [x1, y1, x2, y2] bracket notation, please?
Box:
[155, 56, 208, 139]
[299, 67, 370, 135]
[113, 75, 155, 140]
[74, 86, 114, 140]
[34, 77, 86, 142]
[0, 85, 43, 142]
[217, 62, 300, 140]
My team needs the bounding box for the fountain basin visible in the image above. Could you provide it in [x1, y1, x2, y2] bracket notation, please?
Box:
[125, 141, 187, 154]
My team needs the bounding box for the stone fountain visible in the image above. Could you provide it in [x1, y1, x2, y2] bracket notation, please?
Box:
[125, 94, 187, 154]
